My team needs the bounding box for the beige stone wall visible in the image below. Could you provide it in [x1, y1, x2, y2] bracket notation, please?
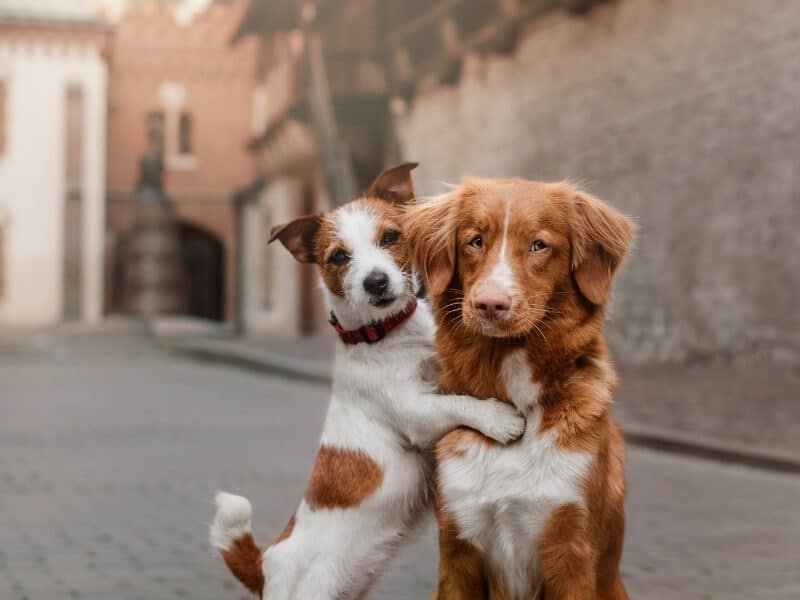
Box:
[397, 0, 800, 364]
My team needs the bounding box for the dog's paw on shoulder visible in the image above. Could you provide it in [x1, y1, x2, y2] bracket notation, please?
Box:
[418, 356, 443, 385]
[480, 399, 527, 445]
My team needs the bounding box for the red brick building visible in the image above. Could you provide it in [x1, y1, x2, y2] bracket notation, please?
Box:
[106, 0, 260, 322]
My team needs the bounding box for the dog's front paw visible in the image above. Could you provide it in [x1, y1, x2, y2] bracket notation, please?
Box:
[418, 356, 443, 385]
[477, 399, 526, 444]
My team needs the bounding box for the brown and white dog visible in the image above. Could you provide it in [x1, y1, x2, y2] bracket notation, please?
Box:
[209, 165, 525, 599]
[404, 178, 635, 599]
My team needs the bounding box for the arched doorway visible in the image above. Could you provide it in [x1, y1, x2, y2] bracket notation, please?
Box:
[178, 222, 224, 321]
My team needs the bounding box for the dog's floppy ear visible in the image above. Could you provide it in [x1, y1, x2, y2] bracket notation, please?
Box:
[570, 190, 635, 305]
[268, 214, 322, 263]
[366, 162, 418, 205]
[404, 192, 459, 298]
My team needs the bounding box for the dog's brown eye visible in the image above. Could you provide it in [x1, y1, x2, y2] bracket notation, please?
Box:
[329, 249, 350, 265]
[530, 240, 548, 252]
[380, 230, 401, 247]
[468, 235, 483, 249]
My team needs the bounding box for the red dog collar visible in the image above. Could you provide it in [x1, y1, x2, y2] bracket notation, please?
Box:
[329, 298, 418, 345]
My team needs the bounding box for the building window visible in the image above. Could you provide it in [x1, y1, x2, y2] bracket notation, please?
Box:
[0, 79, 6, 156]
[178, 112, 193, 156]
[65, 84, 84, 193]
[0, 221, 5, 301]
[63, 84, 85, 320]
[158, 82, 196, 171]
[262, 206, 274, 309]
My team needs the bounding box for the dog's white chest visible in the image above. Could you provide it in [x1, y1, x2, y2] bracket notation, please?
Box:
[439, 420, 591, 573]
[438, 351, 592, 597]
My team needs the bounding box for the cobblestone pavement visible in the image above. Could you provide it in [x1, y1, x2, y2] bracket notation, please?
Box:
[1, 328, 799, 600]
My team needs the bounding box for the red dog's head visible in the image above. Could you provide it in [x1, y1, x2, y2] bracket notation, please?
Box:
[404, 179, 634, 339]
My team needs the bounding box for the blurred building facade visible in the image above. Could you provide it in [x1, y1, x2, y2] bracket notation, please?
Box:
[235, 0, 799, 364]
[0, 1, 110, 327]
[232, 0, 399, 338]
[105, 0, 259, 322]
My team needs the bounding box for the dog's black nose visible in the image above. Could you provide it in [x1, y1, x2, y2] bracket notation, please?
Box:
[363, 270, 390, 295]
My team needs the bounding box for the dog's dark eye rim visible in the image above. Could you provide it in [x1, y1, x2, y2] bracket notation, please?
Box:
[380, 229, 401, 247]
[530, 239, 548, 252]
[329, 248, 351, 265]
[468, 235, 483, 249]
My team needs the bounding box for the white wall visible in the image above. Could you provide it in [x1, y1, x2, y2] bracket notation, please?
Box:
[0, 36, 107, 327]
[240, 178, 303, 338]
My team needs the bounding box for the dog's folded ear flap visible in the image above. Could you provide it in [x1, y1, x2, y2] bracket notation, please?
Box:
[570, 190, 635, 305]
[404, 193, 458, 298]
[366, 162, 418, 205]
[268, 214, 322, 263]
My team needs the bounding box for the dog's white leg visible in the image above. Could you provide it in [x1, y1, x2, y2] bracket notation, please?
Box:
[290, 569, 342, 600]
[396, 393, 526, 447]
[262, 539, 307, 600]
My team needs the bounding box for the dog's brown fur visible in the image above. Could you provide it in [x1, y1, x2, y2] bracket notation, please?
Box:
[305, 446, 385, 510]
[220, 533, 265, 595]
[404, 178, 634, 599]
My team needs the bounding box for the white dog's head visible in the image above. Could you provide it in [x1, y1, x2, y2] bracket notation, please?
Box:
[269, 163, 419, 326]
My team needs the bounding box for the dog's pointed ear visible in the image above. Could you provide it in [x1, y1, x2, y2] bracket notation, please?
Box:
[404, 192, 459, 298]
[570, 189, 635, 305]
[268, 214, 322, 263]
[366, 162, 418, 205]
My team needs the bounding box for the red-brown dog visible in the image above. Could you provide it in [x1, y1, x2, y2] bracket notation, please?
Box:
[404, 178, 635, 599]
[209, 166, 525, 599]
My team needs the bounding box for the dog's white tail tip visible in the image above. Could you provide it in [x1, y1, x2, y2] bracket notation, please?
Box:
[210, 491, 253, 551]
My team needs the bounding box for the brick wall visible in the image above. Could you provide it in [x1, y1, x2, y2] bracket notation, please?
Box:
[106, 1, 259, 321]
[107, 1, 258, 196]
[396, 0, 800, 365]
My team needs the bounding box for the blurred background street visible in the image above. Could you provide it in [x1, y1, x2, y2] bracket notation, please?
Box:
[1, 326, 799, 600]
[1, 0, 799, 598]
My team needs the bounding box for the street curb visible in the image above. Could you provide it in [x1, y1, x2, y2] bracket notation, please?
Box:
[621, 420, 800, 475]
[163, 336, 800, 475]
[161, 337, 332, 383]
